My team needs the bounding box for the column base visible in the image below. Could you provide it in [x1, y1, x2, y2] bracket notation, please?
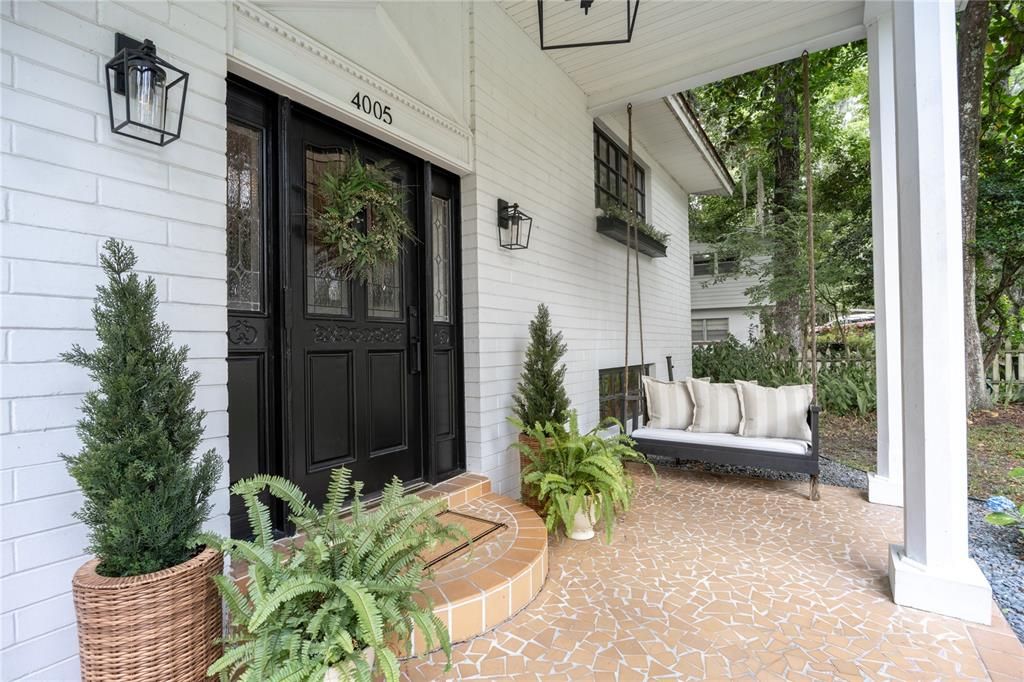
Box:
[868, 473, 904, 507]
[888, 545, 992, 624]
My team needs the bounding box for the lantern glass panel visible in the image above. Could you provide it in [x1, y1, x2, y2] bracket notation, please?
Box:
[127, 61, 167, 130]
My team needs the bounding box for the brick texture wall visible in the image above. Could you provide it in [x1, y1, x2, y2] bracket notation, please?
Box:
[462, 3, 693, 497]
[0, 2, 229, 679]
[0, 2, 700, 678]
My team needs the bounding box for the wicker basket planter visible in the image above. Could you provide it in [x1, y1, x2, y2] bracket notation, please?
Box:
[72, 547, 223, 682]
[518, 432, 550, 516]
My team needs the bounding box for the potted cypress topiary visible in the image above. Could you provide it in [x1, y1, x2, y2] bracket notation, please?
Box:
[64, 240, 223, 681]
[510, 303, 571, 512]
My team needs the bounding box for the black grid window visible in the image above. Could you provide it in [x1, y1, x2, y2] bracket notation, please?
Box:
[594, 126, 645, 220]
[599, 363, 654, 426]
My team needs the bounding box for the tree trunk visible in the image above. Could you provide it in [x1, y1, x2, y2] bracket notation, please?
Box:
[770, 59, 804, 353]
[958, 0, 992, 411]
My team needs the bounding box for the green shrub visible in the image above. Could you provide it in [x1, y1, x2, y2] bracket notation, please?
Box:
[514, 413, 655, 543]
[693, 334, 877, 416]
[201, 469, 464, 682]
[512, 304, 571, 427]
[62, 239, 221, 577]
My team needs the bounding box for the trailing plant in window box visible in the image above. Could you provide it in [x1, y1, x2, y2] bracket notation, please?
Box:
[514, 412, 656, 542]
[312, 152, 414, 284]
[201, 469, 464, 682]
[596, 204, 670, 258]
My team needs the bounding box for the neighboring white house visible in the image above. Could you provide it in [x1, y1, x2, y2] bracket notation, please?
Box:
[0, 0, 995, 678]
[690, 243, 769, 343]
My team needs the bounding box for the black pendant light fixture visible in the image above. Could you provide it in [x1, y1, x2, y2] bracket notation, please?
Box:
[537, 0, 640, 51]
[105, 33, 189, 146]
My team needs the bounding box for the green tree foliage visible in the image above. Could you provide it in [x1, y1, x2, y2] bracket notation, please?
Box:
[62, 239, 221, 577]
[974, 1, 1024, 364]
[689, 44, 874, 345]
[512, 304, 571, 427]
[202, 470, 463, 682]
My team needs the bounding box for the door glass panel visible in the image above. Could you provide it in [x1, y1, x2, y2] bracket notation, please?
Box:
[366, 257, 402, 319]
[305, 147, 352, 316]
[366, 175, 406, 319]
[226, 121, 263, 312]
[431, 195, 451, 323]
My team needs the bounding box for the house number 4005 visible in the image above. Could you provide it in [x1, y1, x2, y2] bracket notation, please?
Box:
[351, 93, 393, 125]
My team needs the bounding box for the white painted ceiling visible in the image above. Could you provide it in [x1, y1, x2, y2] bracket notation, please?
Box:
[500, 0, 867, 112]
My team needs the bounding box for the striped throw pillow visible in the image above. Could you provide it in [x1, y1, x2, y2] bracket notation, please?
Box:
[641, 376, 696, 429]
[686, 379, 750, 434]
[735, 380, 813, 442]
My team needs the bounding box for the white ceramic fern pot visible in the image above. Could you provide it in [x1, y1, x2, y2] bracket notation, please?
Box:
[324, 647, 375, 682]
[567, 495, 600, 541]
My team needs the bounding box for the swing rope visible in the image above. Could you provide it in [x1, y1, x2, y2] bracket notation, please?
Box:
[622, 103, 648, 429]
[802, 50, 819, 403]
[621, 104, 634, 428]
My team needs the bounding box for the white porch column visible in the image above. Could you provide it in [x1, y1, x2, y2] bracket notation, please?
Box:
[865, 10, 904, 508]
[888, 0, 991, 624]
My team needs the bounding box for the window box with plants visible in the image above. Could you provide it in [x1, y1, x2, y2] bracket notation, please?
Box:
[595, 205, 669, 258]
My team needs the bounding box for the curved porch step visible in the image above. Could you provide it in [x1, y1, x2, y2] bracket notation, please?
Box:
[411, 492, 548, 656]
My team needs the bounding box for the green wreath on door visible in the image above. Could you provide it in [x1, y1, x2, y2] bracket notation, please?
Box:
[312, 153, 414, 284]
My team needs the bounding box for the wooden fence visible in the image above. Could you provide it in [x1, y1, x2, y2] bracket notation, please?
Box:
[989, 339, 1024, 401]
[802, 343, 1022, 401]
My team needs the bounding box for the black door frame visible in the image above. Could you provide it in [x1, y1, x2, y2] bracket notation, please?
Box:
[225, 74, 466, 532]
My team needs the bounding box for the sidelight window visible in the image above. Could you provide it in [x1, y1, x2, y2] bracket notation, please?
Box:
[226, 121, 264, 312]
[432, 195, 452, 323]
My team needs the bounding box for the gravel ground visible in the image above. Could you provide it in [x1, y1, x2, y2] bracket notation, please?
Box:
[650, 455, 1024, 642]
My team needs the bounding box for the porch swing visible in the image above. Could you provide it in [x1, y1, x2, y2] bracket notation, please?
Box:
[626, 52, 822, 501]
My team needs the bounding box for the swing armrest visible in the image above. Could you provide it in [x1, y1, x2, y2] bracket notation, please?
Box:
[808, 405, 821, 459]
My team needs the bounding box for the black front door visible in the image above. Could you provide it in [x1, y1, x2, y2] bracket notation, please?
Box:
[225, 77, 464, 537]
[284, 107, 422, 501]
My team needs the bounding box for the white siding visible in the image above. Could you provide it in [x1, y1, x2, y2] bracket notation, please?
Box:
[689, 243, 767, 312]
[0, 2, 706, 676]
[462, 3, 693, 496]
[0, 2, 229, 679]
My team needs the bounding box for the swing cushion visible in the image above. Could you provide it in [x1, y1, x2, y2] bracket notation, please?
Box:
[630, 428, 811, 456]
[736, 381, 814, 442]
[641, 376, 708, 430]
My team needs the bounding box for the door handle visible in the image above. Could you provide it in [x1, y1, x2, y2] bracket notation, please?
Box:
[408, 305, 422, 374]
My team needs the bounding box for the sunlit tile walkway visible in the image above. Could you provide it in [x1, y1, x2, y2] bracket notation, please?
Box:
[403, 466, 1024, 680]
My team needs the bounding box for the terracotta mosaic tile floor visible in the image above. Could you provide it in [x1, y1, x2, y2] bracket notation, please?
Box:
[403, 466, 1024, 681]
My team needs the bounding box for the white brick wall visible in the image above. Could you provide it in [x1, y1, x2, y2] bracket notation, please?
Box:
[0, 2, 229, 679]
[0, 2, 707, 677]
[462, 4, 693, 496]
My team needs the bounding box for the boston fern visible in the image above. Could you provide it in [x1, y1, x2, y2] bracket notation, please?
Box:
[201, 469, 464, 682]
[514, 413, 655, 543]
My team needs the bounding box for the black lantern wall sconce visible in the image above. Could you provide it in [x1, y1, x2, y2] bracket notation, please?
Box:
[497, 199, 533, 250]
[105, 33, 189, 146]
[537, 0, 640, 51]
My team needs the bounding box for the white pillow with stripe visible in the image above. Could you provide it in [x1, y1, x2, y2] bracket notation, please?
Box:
[735, 380, 813, 442]
[641, 376, 696, 429]
[686, 379, 748, 434]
